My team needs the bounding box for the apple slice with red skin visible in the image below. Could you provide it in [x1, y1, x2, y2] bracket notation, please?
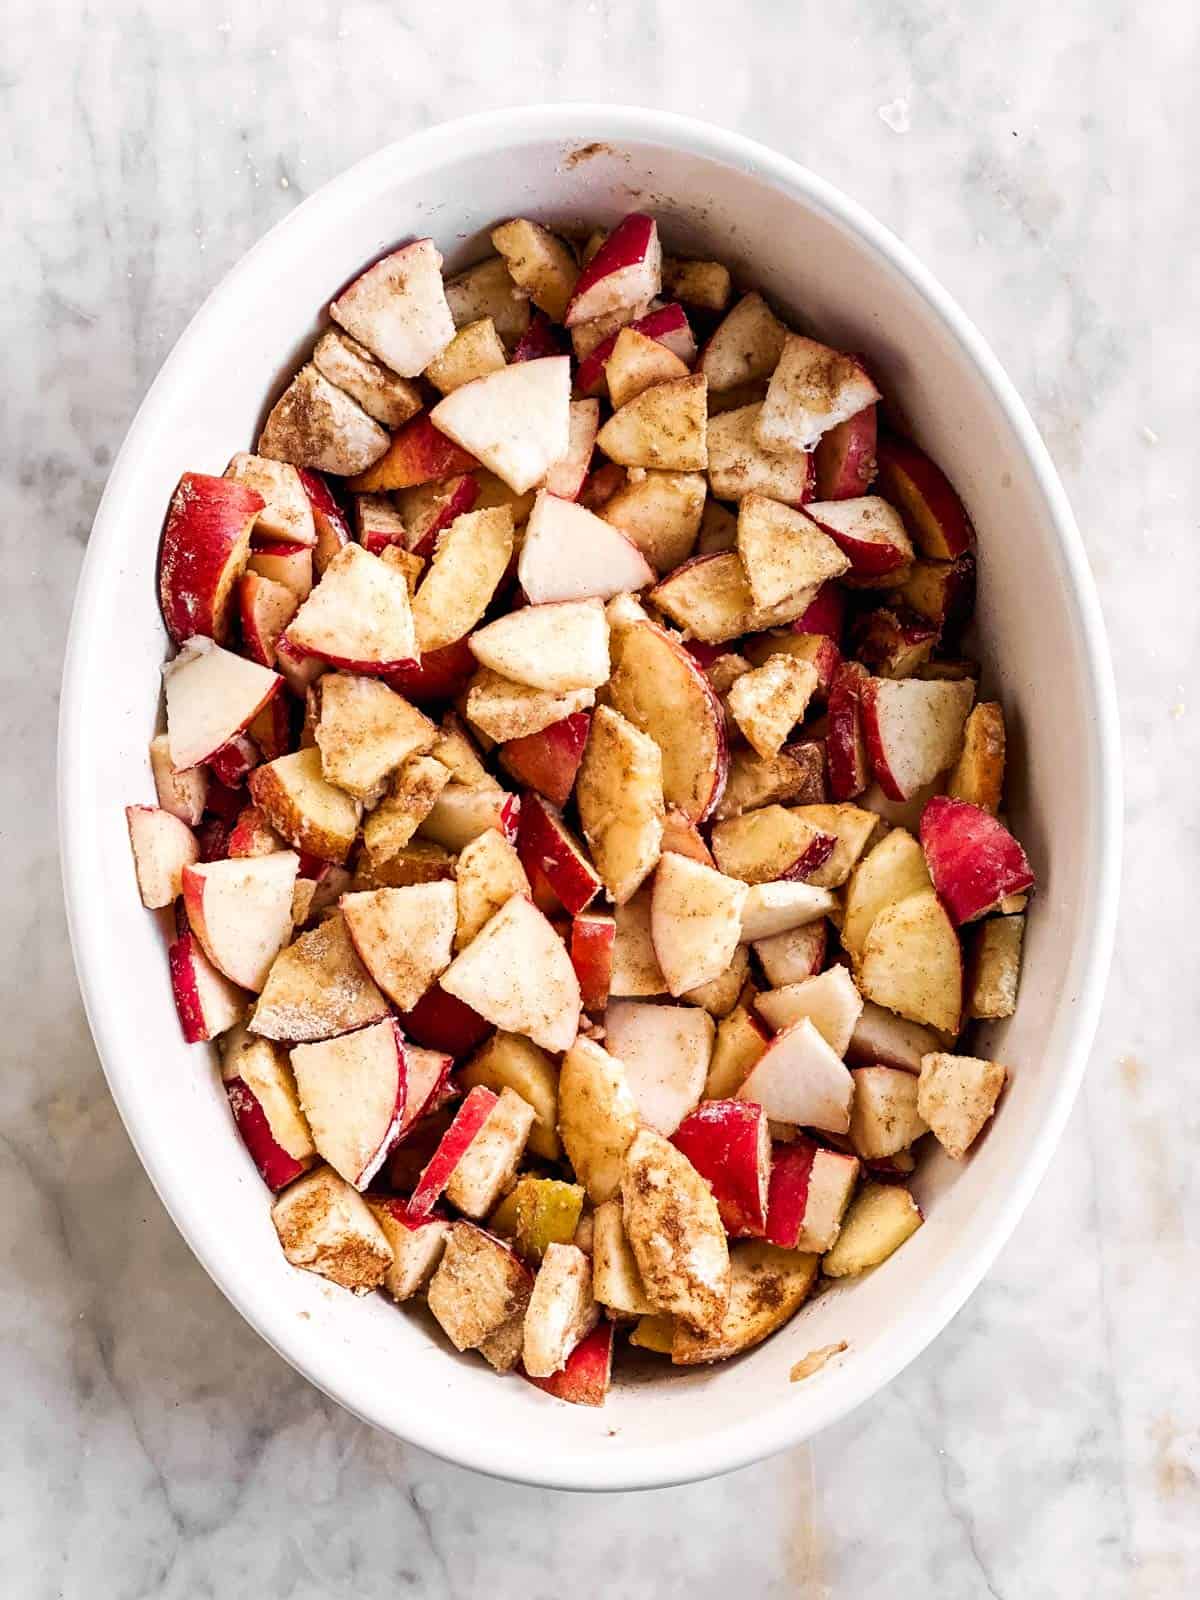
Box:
[564, 213, 661, 327]
[499, 711, 590, 808]
[755, 966, 864, 1057]
[399, 983, 493, 1058]
[418, 785, 520, 854]
[329, 237, 456, 377]
[792, 581, 848, 641]
[806, 496, 913, 583]
[814, 405, 878, 500]
[126, 804, 199, 908]
[291, 1019, 409, 1190]
[431, 358, 572, 496]
[570, 910, 615, 1013]
[671, 1100, 771, 1237]
[352, 493, 408, 555]
[284, 544, 417, 673]
[297, 469, 352, 575]
[605, 615, 728, 822]
[266, 619, 321, 693]
[386, 635, 477, 706]
[158, 472, 262, 645]
[711, 807, 836, 885]
[661, 807, 715, 867]
[753, 919, 828, 988]
[396, 473, 479, 559]
[919, 796, 1035, 925]
[516, 794, 602, 915]
[148, 734, 207, 825]
[707, 404, 815, 507]
[440, 893, 582, 1052]
[890, 552, 977, 637]
[227, 804, 283, 859]
[347, 413, 480, 494]
[574, 302, 695, 397]
[524, 1319, 614, 1407]
[238, 570, 299, 666]
[181, 851, 298, 992]
[247, 540, 314, 601]
[168, 928, 247, 1043]
[510, 310, 566, 363]
[862, 676, 976, 802]
[220, 1027, 315, 1191]
[391, 1044, 453, 1140]
[163, 637, 282, 772]
[735, 1016, 853, 1133]
[764, 1137, 860, 1252]
[875, 435, 975, 559]
[826, 661, 871, 800]
[208, 732, 259, 789]
[543, 399, 600, 501]
[851, 608, 939, 679]
[755, 335, 880, 454]
[407, 1083, 499, 1218]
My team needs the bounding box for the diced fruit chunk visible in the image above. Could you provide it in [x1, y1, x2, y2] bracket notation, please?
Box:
[469, 598, 610, 693]
[221, 1026, 314, 1189]
[250, 911, 390, 1040]
[858, 888, 963, 1033]
[700, 293, 787, 392]
[249, 747, 361, 864]
[284, 543, 416, 672]
[522, 1242, 598, 1378]
[736, 1017, 853, 1133]
[849, 1065, 927, 1159]
[312, 328, 423, 427]
[518, 491, 654, 604]
[564, 213, 661, 327]
[756, 336, 879, 454]
[591, 1198, 655, 1315]
[707, 404, 814, 506]
[557, 1037, 640, 1204]
[181, 851, 299, 992]
[860, 676, 975, 801]
[947, 701, 1006, 813]
[621, 1129, 731, 1333]
[259, 365, 390, 477]
[737, 494, 850, 612]
[966, 914, 1025, 1019]
[576, 705, 665, 905]
[158, 472, 261, 645]
[409, 506, 514, 654]
[727, 656, 818, 760]
[290, 1018, 408, 1189]
[874, 435, 974, 560]
[460, 1032, 561, 1161]
[711, 806, 835, 886]
[841, 826, 931, 962]
[368, 1203, 449, 1301]
[271, 1166, 393, 1293]
[765, 1138, 860, 1253]
[649, 852, 747, 997]
[126, 805, 198, 909]
[671, 1100, 771, 1237]
[604, 1000, 714, 1135]
[163, 637, 282, 772]
[427, 1221, 532, 1351]
[439, 894, 581, 1052]
[499, 711, 590, 808]
[340, 881, 457, 1010]
[917, 1051, 1007, 1159]
[445, 1086, 536, 1218]
[330, 238, 455, 377]
[919, 796, 1035, 925]
[430, 358, 571, 495]
[821, 1182, 923, 1277]
[523, 1320, 614, 1406]
[671, 1242, 818, 1365]
[755, 966, 864, 1057]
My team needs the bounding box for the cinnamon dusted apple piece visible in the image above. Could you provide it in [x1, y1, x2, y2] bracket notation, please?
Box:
[726, 656, 818, 760]
[314, 674, 437, 802]
[621, 1129, 731, 1334]
[407, 1086, 501, 1218]
[499, 710, 591, 808]
[788, 802, 880, 890]
[430, 358, 571, 495]
[469, 598, 610, 694]
[249, 748, 361, 864]
[753, 920, 827, 988]
[707, 404, 814, 506]
[290, 1017, 409, 1189]
[570, 909, 616, 1014]
[444, 256, 531, 349]
[181, 851, 299, 992]
[841, 826, 931, 963]
[125, 805, 198, 909]
[604, 326, 691, 408]
[671, 1242, 818, 1365]
[649, 852, 747, 998]
[966, 914, 1025, 1019]
[874, 435, 975, 560]
[157, 472, 262, 645]
[558, 1037, 640, 1204]
[464, 670, 595, 744]
[858, 888, 963, 1033]
[169, 926, 249, 1044]
[564, 213, 662, 327]
[917, 1051, 1008, 1159]
[845, 999, 940, 1073]
[409, 505, 514, 654]
[455, 826, 531, 949]
[444, 1086, 536, 1219]
[439, 893, 581, 1052]
[417, 782, 520, 854]
[919, 796, 1035, 925]
[427, 1221, 533, 1353]
[596, 375, 708, 472]
[591, 1199, 655, 1315]
[340, 881, 457, 1010]
[259, 365, 390, 477]
[423, 317, 507, 394]
[609, 887, 667, 998]
[432, 714, 496, 790]
[330, 238, 456, 377]
[814, 406, 878, 500]
[491, 218, 579, 323]
[849, 1065, 928, 1160]
[271, 1166, 393, 1293]
[284, 544, 417, 672]
[352, 493, 408, 556]
[662, 256, 731, 312]
[148, 733, 207, 824]
[806, 496, 913, 585]
[755, 336, 880, 454]
[220, 1025, 315, 1190]
[700, 293, 788, 393]
[163, 637, 282, 771]
[522, 1243, 599, 1379]
[346, 414, 479, 494]
[756, 966, 864, 1057]
[576, 705, 665, 905]
[947, 701, 1007, 813]
[225, 453, 316, 546]
[710, 806, 835, 886]
[671, 1099, 771, 1237]
[250, 911, 390, 1041]
[739, 880, 836, 941]
[238, 571, 299, 667]
[765, 1138, 860, 1253]
[361, 756, 451, 863]
[460, 1031, 561, 1161]
[367, 1203, 450, 1302]
[312, 329, 423, 427]
[515, 794, 602, 916]
[543, 398, 600, 501]
[598, 469, 706, 573]
[736, 494, 850, 613]
[574, 302, 695, 395]
[704, 999, 769, 1099]
[713, 742, 826, 821]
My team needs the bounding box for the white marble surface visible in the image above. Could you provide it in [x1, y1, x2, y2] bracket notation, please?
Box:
[5, 0, 1198, 1593]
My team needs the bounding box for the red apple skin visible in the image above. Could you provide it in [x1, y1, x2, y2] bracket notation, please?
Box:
[826, 662, 871, 801]
[406, 474, 480, 560]
[208, 733, 260, 789]
[168, 930, 239, 1044]
[570, 911, 615, 1013]
[227, 805, 280, 858]
[578, 461, 626, 511]
[297, 468, 352, 575]
[875, 436, 974, 560]
[671, 1101, 770, 1237]
[684, 639, 733, 671]
[385, 636, 477, 706]
[224, 1076, 312, 1190]
[407, 1084, 499, 1218]
[661, 807, 716, 867]
[814, 406, 878, 500]
[859, 679, 906, 803]
[523, 1320, 614, 1406]
[349, 413, 479, 492]
[763, 1138, 818, 1248]
[564, 213, 658, 328]
[573, 302, 693, 396]
[158, 472, 262, 645]
[793, 581, 848, 642]
[194, 817, 234, 862]
[394, 1049, 454, 1140]
[807, 506, 910, 583]
[919, 796, 1035, 925]
[239, 571, 297, 666]
[499, 712, 591, 808]
[781, 830, 837, 883]
[202, 777, 246, 823]
[511, 311, 566, 363]
[850, 609, 939, 678]
[516, 795, 601, 916]
[784, 632, 842, 697]
[247, 693, 294, 761]
[399, 984, 494, 1058]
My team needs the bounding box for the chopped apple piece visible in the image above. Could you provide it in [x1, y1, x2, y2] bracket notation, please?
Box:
[490, 218, 578, 322]
[595, 469, 706, 573]
[621, 1129, 731, 1333]
[814, 406, 878, 500]
[430, 357, 570, 495]
[574, 301, 695, 396]
[460, 1031, 561, 1160]
[408, 1086, 501, 1218]
[169, 926, 247, 1042]
[558, 1037, 640, 1204]
[362, 756, 451, 861]
[649, 852, 747, 997]
[756, 336, 879, 454]
[630, 1313, 676, 1354]
[248, 747, 360, 864]
[499, 710, 590, 808]
[711, 806, 835, 886]
[841, 827, 931, 961]
[576, 705, 665, 904]
[220, 1026, 315, 1190]
[609, 888, 667, 997]
[966, 913, 1024, 1019]
[522, 1242, 598, 1378]
[298, 471, 350, 575]
[497, 1177, 585, 1263]
[409, 505, 514, 654]
[516, 793, 601, 916]
[330, 238, 455, 377]
[591, 1198, 655, 1314]
[351, 492, 408, 556]
[346, 413, 479, 494]
[756, 966, 864, 1057]
[368, 1202, 450, 1301]
[697, 496, 738, 554]
[671, 1099, 771, 1237]
[125, 805, 198, 909]
[874, 435, 974, 560]
[790, 802, 880, 889]
[223, 455, 312, 547]
[596, 375, 707, 471]
[290, 1017, 407, 1188]
[416, 780, 520, 853]
[469, 598, 610, 693]
[312, 328, 423, 427]
[919, 796, 1035, 924]
[662, 256, 731, 312]
[605, 326, 691, 409]
[805, 495, 913, 584]
[424, 317, 507, 395]
[271, 1166, 393, 1292]
[340, 881, 456, 1009]
[822, 1181, 923, 1277]
[313, 674, 435, 802]
[714, 742, 826, 821]
[736, 1016, 853, 1132]
[705, 1001, 769, 1099]
[523, 1320, 614, 1405]
[571, 909, 616, 1014]
[707, 404, 814, 506]
[465, 670, 594, 744]
[163, 637, 281, 771]
[564, 213, 661, 327]
[753, 920, 828, 988]
[427, 1220, 533, 1351]
[765, 1138, 860, 1252]
[181, 851, 299, 992]
[918, 1051, 1008, 1159]
[250, 911, 389, 1040]
[849, 1065, 927, 1160]
[259, 365, 390, 477]
[238, 570, 299, 666]
[947, 701, 1006, 814]
[444, 255, 531, 349]
[740, 880, 835, 941]
[727, 656, 818, 760]
[440, 893, 580, 1052]
[890, 551, 977, 635]
[284, 543, 416, 672]
[826, 661, 870, 801]
[444, 1086, 535, 1218]
[858, 888, 963, 1033]
[699, 293, 788, 392]
[672, 1242, 818, 1364]
[543, 399, 601, 500]
[737, 494, 850, 612]
[846, 999, 940, 1072]
[148, 733, 207, 824]
[604, 1000, 714, 1135]
[158, 471, 261, 645]
[454, 827, 529, 949]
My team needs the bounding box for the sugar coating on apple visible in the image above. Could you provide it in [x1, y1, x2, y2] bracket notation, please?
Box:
[737, 494, 850, 613]
[861, 676, 976, 802]
[285, 543, 417, 672]
[427, 1219, 533, 1354]
[312, 328, 423, 429]
[755, 335, 880, 455]
[707, 403, 814, 506]
[330, 238, 455, 378]
[271, 1166, 394, 1293]
[858, 887, 963, 1034]
[126, 805, 199, 909]
[518, 492, 653, 605]
[158, 472, 262, 645]
[700, 293, 788, 393]
[249, 909, 390, 1040]
[841, 826, 931, 961]
[409, 505, 514, 655]
[671, 1241, 819, 1365]
[671, 1100, 771, 1237]
[599, 468, 707, 573]
[609, 887, 667, 997]
[596, 375, 708, 473]
[620, 1129, 730, 1333]
[649, 852, 747, 997]
[288, 1017, 407, 1189]
[259, 364, 392, 478]
[163, 636, 282, 772]
[226, 453, 316, 547]
[169, 929, 247, 1043]
[430, 357, 571, 496]
[521, 1241, 599, 1379]
[499, 709, 591, 809]
[181, 850, 298, 992]
[736, 1016, 853, 1133]
[439, 893, 581, 1053]
[918, 1051, 1008, 1159]
[444, 255, 531, 350]
[491, 217, 579, 325]
[919, 795, 1034, 925]
[849, 1064, 928, 1160]
[605, 616, 728, 822]
[846, 999, 940, 1073]
[314, 672, 436, 801]
[726, 656, 819, 761]
[564, 213, 662, 327]
[407, 1085, 500, 1219]
[603, 1000, 714, 1135]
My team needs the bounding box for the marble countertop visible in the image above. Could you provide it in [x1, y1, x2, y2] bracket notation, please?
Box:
[5, 0, 1197, 1594]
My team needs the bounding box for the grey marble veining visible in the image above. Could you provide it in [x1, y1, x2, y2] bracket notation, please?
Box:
[3, 1, 1198, 1594]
